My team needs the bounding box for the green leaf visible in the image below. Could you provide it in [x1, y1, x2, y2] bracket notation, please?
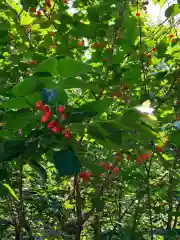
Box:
[6, 111, 34, 130]
[81, 98, 113, 114]
[160, 0, 166, 7]
[78, 156, 105, 174]
[67, 111, 98, 123]
[27, 158, 47, 182]
[12, 77, 38, 97]
[168, 131, 180, 147]
[35, 57, 58, 76]
[172, 212, 180, 217]
[21, 0, 38, 10]
[71, 22, 96, 38]
[165, 4, 180, 17]
[52, 88, 68, 105]
[92, 197, 105, 212]
[156, 42, 167, 57]
[24, 139, 39, 157]
[57, 58, 92, 78]
[0, 140, 25, 162]
[0, 169, 9, 182]
[100, 122, 122, 146]
[120, 109, 141, 128]
[59, 78, 99, 91]
[53, 150, 81, 176]
[20, 13, 35, 25]
[3, 184, 18, 201]
[3, 98, 31, 109]
[88, 124, 106, 141]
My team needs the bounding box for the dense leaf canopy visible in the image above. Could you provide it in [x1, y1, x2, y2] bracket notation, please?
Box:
[0, 0, 180, 239]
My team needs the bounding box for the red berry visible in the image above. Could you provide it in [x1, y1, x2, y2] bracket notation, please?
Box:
[113, 167, 119, 173]
[170, 34, 174, 38]
[37, 10, 41, 16]
[31, 60, 37, 65]
[80, 171, 88, 182]
[31, 7, 36, 12]
[45, 111, 53, 118]
[36, 100, 43, 109]
[64, 131, 71, 139]
[46, 0, 51, 8]
[42, 8, 46, 13]
[80, 171, 87, 178]
[49, 32, 55, 37]
[64, 0, 69, 3]
[99, 161, 105, 167]
[156, 146, 163, 152]
[78, 40, 84, 46]
[105, 163, 111, 171]
[58, 105, 65, 113]
[42, 104, 50, 112]
[63, 128, 71, 139]
[61, 113, 68, 120]
[41, 115, 49, 123]
[52, 125, 62, 133]
[147, 54, 152, 59]
[152, 47, 156, 52]
[136, 12, 140, 17]
[47, 120, 58, 129]
[10, 35, 14, 40]
[141, 154, 149, 161]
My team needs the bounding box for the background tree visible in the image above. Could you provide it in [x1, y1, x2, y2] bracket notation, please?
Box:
[0, 0, 180, 239]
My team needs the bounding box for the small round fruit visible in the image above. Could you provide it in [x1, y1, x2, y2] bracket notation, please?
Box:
[45, 111, 53, 118]
[169, 34, 174, 38]
[47, 120, 57, 129]
[31, 7, 36, 12]
[36, 100, 43, 109]
[58, 105, 65, 113]
[41, 115, 49, 123]
[136, 12, 140, 17]
[105, 163, 111, 171]
[113, 167, 119, 173]
[78, 40, 84, 46]
[52, 125, 62, 133]
[31, 60, 37, 65]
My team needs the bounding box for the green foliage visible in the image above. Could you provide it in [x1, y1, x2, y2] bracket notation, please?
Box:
[53, 149, 81, 176]
[57, 58, 92, 77]
[0, 0, 179, 239]
[165, 4, 180, 17]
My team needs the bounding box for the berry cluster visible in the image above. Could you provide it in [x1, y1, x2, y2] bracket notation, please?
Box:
[80, 162, 119, 183]
[35, 100, 71, 139]
[136, 152, 152, 165]
[80, 153, 121, 183]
